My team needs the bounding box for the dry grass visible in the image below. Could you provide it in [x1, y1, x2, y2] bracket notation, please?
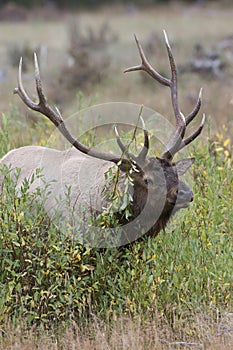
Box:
[1, 312, 233, 350]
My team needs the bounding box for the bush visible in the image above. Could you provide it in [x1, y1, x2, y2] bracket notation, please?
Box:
[60, 20, 117, 91]
[0, 165, 101, 324]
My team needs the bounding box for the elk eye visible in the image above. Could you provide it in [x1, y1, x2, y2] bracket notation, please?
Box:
[144, 178, 153, 186]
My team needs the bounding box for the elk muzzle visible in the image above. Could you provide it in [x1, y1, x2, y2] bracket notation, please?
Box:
[174, 181, 194, 212]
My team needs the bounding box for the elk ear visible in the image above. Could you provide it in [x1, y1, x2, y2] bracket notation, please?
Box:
[174, 157, 195, 176]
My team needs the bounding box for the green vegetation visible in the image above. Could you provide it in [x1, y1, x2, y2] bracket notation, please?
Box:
[0, 112, 232, 348]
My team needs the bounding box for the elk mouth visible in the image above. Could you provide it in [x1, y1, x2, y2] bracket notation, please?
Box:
[175, 201, 190, 209]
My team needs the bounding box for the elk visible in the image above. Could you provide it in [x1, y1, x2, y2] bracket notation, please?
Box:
[0, 31, 205, 247]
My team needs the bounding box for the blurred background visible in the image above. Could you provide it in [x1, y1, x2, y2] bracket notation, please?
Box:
[0, 0, 233, 141]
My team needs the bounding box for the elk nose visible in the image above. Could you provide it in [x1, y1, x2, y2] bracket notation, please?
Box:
[189, 190, 194, 202]
[178, 189, 194, 202]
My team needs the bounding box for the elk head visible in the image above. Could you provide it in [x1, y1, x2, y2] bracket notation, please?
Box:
[14, 30, 205, 244]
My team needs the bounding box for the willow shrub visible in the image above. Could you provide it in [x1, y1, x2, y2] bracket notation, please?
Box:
[0, 116, 232, 327]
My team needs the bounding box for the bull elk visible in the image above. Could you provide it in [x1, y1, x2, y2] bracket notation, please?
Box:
[0, 31, 205, 247]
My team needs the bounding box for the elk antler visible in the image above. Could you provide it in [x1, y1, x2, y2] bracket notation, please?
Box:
[14, 53, 149, 170]
[114, 115, 149, 165]
[124, 30, 205, 161]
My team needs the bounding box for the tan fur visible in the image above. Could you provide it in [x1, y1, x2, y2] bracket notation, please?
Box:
[0, 145, 114, 217]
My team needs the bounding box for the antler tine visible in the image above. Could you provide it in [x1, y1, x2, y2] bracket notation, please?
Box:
[14, 57, 40, 112]
[162, 32, 205, 158]
[34, 53, 67, 129]
[34, 53, 50, 110]
[178, 113, 206, 152]
[186, 88, 202, 125]
[114, 125, 134, 161]
[163, 30, 176, 80]
[124, 34, 170, 87]
[14, 54, 63, 128]
[163, 30, 185, 129]
[114, 115, 149, 165]
[137, 116, 149, 161]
